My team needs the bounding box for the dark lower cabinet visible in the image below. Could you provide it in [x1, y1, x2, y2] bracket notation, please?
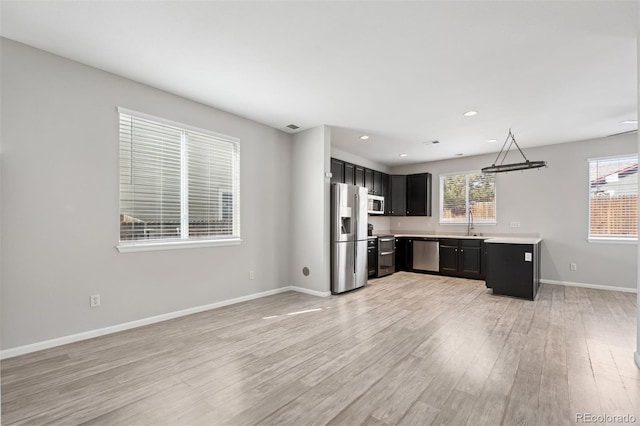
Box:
[439, 240, 459, 275]
[439, 238, 485, 279]
[486, 242, 540, 300]
[367, 238, 378, 278]
[395, 237, 411, 271]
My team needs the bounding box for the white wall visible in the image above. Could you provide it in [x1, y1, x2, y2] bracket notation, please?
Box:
[0, 39, 293, 350]
[331, 146, 391, 173]
[290, 126, 331, 295]
[390, 134, 638, 290]
[635, 7, 640, 368]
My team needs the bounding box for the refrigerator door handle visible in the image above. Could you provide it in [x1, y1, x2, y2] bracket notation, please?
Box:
[354, 240, 357, 273]
[354, 191, 358, 274]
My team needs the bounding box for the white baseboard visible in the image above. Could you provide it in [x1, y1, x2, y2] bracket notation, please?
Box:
[289, 286, 332, 298]
[635, 352, 640, 370]
[1, 286, 320, 360]
[540, 279, 637, 294]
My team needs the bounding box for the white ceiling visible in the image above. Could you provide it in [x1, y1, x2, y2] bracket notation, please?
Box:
[1, 1, 638, 166]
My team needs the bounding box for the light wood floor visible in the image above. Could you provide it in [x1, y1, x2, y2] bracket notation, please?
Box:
[2, 272, 638, 425]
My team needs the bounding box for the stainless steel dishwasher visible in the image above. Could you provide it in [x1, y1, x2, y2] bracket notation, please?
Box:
[412, 238, 439, 272]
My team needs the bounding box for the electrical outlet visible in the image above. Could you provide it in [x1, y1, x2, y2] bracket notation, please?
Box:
[570, 263, 577, 271]
[90, 294, 101, 308]
[249, 270, 255, 280]
[510, 221, 521, 228]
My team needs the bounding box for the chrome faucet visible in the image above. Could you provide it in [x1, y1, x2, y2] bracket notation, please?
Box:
[467, 209, 474, 236]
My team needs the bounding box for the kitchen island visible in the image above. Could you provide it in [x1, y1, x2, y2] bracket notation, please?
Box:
[484, 237, 542, 300]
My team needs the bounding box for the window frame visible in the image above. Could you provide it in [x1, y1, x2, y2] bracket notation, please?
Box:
[439, 170, 497, 225]
[587, 153, 638, 243]
[116, 107, 241, 252]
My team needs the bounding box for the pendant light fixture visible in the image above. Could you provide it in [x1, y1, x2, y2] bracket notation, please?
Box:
[481, 129, 547, 173]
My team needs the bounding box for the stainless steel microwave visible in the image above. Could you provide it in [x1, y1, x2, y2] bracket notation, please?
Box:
[367, 194, 384, 215]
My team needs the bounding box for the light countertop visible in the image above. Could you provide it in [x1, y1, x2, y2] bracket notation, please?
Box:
[371, 232, 541, 243]
[484, 237, 542, 244]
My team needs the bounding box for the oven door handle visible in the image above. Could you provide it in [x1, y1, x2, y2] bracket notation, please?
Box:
[380, 251, 395, 256]
[379, 238, 394, 242]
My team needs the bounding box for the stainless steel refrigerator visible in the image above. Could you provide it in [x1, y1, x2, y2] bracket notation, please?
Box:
[331, 183, 368, 294]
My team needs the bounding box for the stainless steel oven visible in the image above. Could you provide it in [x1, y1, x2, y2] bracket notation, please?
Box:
[377, 235, 395, 277]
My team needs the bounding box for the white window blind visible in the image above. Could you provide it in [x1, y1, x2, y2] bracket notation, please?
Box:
[119, 108, 240, 245]
[440, 171, 496, 224]
[588, 155, 637, 241]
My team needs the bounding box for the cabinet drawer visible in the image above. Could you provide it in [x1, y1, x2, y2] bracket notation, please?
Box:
[461, 239, 482, 248]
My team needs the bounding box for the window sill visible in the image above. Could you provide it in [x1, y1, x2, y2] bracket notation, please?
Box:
[587, 237, 637, 245]
[117, 238, 242, 253]
[438, 222, 497, 226]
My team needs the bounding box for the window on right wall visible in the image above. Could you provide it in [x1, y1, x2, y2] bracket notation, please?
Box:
[440, 171, 496, 224]
[588, 154, 638, 241]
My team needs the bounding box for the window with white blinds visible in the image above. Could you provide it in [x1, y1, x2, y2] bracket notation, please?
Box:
[119, 108, 240, 247]
[588, 154, 637, 241]
[440, 171, 496, 224]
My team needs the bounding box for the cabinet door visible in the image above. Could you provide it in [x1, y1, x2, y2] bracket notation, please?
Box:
[389, 175, 406, 216]
[395, 238, 408, 270]
[331, 159, 344, 184]
[365, 169, 374, 193]
[381, 173, 390, 214]
[344, 163, 355, 185]
[439, 239, 459, 276]
[459, 240, 483, 279]
[373, 171, 383, 196]
[355, 166, 365, 187]
[406, 174, 426, 216]
[367, 241, 378, 278]
[406, 173, 432, 216]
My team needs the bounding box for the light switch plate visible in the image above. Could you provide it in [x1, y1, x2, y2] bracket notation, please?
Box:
[524, 252, 532, 262]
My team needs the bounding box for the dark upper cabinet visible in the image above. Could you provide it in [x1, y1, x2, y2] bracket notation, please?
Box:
[330, 159, 344, 184]
[355, 166, 365, 187]
[406, 173, 432, 216]
[330, 159, 429, 217]
[373, 171, 383, 196]
[381, 173, 390, 214]
[344, 162, 355, 185]
[364, 169, 374, 193]
[389, 175, 407, 216]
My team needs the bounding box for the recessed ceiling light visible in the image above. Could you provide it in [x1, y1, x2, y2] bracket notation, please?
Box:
[487, 139, 497, 143]
[463, 110, 478, 117]
[359, 135, 369, 140]
[620, 120, 638, 124]
[399, 153, 408, 157]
